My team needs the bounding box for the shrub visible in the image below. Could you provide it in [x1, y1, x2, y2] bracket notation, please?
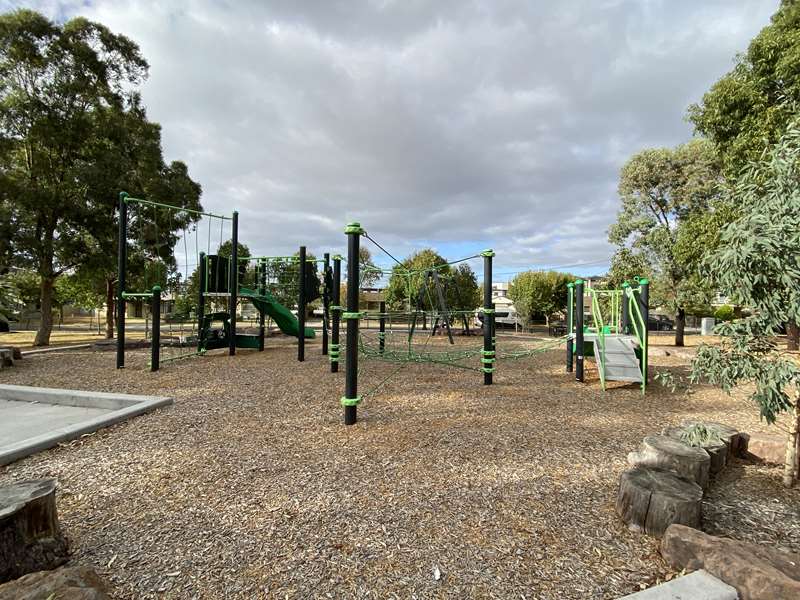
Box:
[714, 304, 735, 322]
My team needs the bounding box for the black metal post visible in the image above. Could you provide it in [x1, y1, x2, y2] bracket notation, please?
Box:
[575, 279, 585, 382]
[229, 211, 239, 356]
[258, 259, 266, 352]
[197, 252, 207, 352]
[621, 282, 630, 335]
[482, 250, 494, 385]
[116, 192, 128, 369]
[331, 255, 341, 373]
[150, 285, 161, 372]
[566, 282, 574, 373]
[639, 278, 649, 382]
[379, 300, 386, 354]
[322, 252, 330, 356]
[343, 223, 362, 424]
[298, 246, 306, 362]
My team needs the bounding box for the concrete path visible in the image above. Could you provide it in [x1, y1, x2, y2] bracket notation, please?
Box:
[0, 399, 111, 446]
[618, 569, 737, 599]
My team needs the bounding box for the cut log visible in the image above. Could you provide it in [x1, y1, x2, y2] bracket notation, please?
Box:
[628, 434, 711, 489]
[662, 426, 727, 476]
[616, 467, 703, 537]
[0, 479, 69, 584]
[681, 421, 741, 458]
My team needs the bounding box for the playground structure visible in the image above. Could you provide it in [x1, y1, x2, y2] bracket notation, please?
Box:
[114, 194, 650, 420]
[115, 192, 331, 371]
[565, 278, 650, 393]
[336, 222, 570, 425]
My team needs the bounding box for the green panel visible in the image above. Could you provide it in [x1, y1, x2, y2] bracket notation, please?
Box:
[239, 286, 316, 339]
[235, 334, 261, 349]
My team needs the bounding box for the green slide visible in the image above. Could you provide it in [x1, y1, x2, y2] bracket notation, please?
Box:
[239, 286, 315, 339]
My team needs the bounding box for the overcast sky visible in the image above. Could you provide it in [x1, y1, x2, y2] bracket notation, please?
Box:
[13, 0, 779, 280]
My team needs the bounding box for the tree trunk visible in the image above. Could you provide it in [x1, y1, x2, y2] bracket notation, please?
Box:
[674, 307, 686, 347]
[105, 277, 115, 339]
[0, 479, 69, 583]
[628, 434, 710, 490]
[783, 392, 799, 488]
[787, 321, 799, 352]
[616, 466, 703, 537]
[33, 277, 55, 347]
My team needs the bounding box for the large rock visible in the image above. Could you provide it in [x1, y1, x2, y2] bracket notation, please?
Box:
[661, 524, 800, 600]
[741, 432, 798, 465]
[0, 566, 110, 600]
[0, 479, 69, 583]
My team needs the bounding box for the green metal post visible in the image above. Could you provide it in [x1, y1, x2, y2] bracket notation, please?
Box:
[116, 192, 128, 369]
[342, 223, 363, 424]
[197, 253, 207, 352]
[566, 282, 574, 372]
[575, 279, 585, 382]
[482, 249, 495, 385]
[331, 255, 342, 373]
[229, 211, 239, 356]
[151, 285, 161, 372]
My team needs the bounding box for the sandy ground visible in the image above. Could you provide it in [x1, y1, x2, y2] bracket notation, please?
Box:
[0, 335, 798, 599]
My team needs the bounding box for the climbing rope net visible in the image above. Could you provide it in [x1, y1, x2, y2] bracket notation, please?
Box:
[348, 230, 570, 402]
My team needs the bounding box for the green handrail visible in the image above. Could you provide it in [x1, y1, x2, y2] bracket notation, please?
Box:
[587, 289, 606, 390]
[625, 286, 647, 394]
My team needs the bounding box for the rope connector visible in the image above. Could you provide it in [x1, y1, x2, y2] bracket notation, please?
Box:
[342, 311, 366, 320]
[340, 395, 362, 407]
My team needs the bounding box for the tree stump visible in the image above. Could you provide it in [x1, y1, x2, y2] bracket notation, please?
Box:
[681, 421, 741, 458]
[628, 434, 711, 489]
[0, 479, 69, 584]
[616, 467, 703, 537]
[662, 426, 727, 476]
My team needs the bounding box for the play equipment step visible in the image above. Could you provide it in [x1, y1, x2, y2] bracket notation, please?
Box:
[601, 336, 643, 383]
[616, 569, 737, 599]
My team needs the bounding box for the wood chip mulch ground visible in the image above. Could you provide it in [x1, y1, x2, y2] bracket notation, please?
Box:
[0, 334, 798, 599]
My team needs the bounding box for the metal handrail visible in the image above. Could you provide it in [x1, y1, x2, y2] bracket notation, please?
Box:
[625, 286, 647, 394]
[587, 289, 606, 390]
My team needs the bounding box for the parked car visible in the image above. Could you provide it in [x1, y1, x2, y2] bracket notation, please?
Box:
[648, 314, 674, 331]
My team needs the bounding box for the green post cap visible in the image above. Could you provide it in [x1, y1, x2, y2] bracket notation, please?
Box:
[480, 249, 495, 257]
[567, 282, 574, 288]
[333, 254, 344, 261]
[152, 285, 161, 292]
[574, 279, 584, 285]
[638, 278, 649, 285]
[621, 281, 630, 288]
[119, 191, 129, 202]
[344, 222, 364, 234]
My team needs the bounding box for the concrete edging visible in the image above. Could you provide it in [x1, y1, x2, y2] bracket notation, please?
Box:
[0, 384, 172, 466]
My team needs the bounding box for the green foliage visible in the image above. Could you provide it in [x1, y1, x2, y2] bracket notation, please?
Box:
[384, 249, 449, 311]
[359, 247, 381, 288]
[606, 249, 655, 291]
[609, 139, 722, 331]
[445, 264, 481, 312]
[0, 9, 202, 344]
[689, 1, 800, 176]
[691, 119, 800, 425]
[680, 424, 724, 448]
[714, 305, 735, 322]
[508, 270, 573, 324]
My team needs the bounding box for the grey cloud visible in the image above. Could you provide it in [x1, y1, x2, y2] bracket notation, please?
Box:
[31, 0, 779, 277]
